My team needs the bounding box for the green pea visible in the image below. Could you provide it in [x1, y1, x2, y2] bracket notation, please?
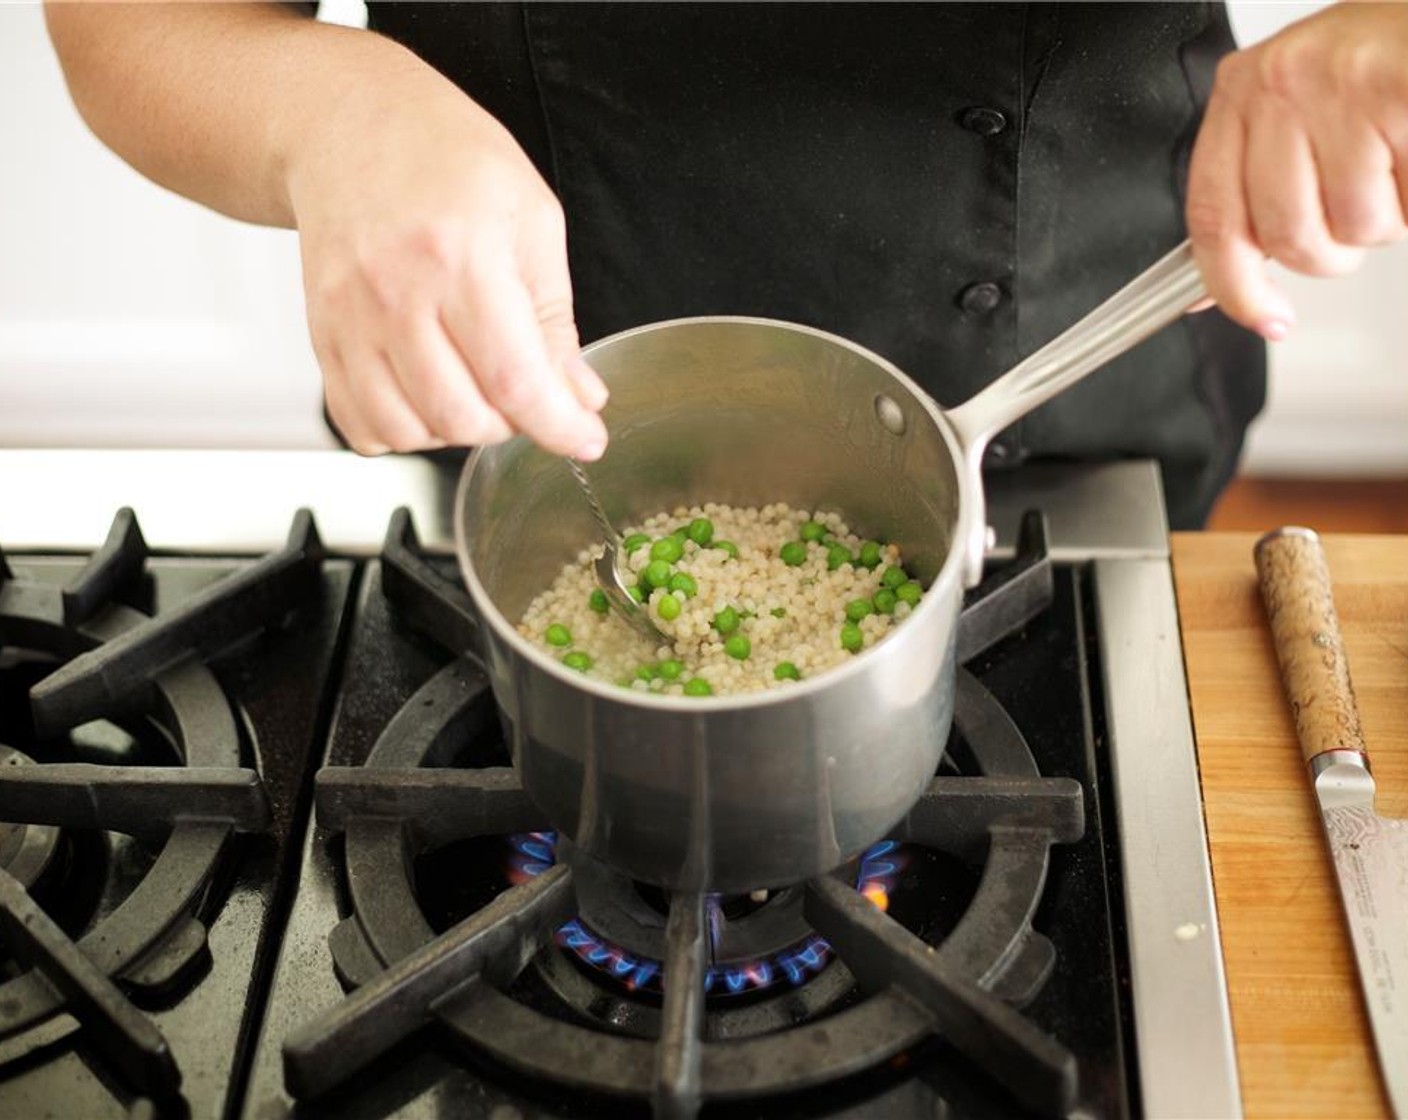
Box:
[642, 558, 673, 589]
[562, 651, 593, 671]
[650, 536, 684, 564]
[881, 565, 908, 590]
[800, 520, 827, 543]
[724, 634, 751, 660]
[771, 607, 786, 618]
[623, 532, 651, 555]
[873, 588, 898, 614]
[686, 518, 714, 546]
[636, 663, 658, 681]
[826, 545, 854, 571]
[658, 659, 684, 681]
[779, 541, 807, 567]
[773, 661, 801, 681]
[845, 598, 874, 622]
[683, 677, 713, 696]
[545, 624, 572, 647]
[896, 580, 923, 606]
[657, 593, 682, 621]
[858, 541, 883, 570]
[668, 572, 698, 598]
[713, 540, 739, 559]
[713, 606, 740, 635]
[627, 583, 646, 604]
[671, 527, 690, 543]
[840, 621, 863, 653]
[588, 588, 609, 614]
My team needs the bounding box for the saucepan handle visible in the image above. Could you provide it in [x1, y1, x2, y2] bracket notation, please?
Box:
[945, 240, 1207, 584]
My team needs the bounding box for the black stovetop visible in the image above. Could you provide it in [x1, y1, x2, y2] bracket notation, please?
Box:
[0, 512, 354, 1119]
[0, 509, 1134, 1120]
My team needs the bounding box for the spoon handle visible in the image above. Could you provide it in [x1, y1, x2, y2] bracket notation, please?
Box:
[567, 458, 668, 643]
[567, 458, 622, 549]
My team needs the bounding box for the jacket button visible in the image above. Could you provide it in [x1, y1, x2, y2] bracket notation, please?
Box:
[957, 281, 1003, 315]
[959, 107, 1008, 136]
[983, 437, 1018, 467]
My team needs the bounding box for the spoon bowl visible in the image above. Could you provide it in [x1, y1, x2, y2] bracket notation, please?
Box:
[567, 458, 669, 644]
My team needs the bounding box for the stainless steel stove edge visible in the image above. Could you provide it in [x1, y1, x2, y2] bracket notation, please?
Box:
[994, 462, 1240, 1116]
[1092, 560, 1241, 1118]
[985, 459, 1171, 561]
[0, 449, 457, 555]
[0, 450, 1165, 560]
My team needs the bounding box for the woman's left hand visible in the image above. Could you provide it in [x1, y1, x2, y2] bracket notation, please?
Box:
[1186, 2, 1408, 339]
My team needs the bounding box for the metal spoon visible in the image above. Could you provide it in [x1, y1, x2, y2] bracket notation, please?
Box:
[566, 458, 669, 643]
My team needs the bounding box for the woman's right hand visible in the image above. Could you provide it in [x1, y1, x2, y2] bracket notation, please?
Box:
[286, 67, 609, 458]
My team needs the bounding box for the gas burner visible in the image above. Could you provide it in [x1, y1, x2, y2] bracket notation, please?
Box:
[507, 830, 904, 998]
[291, 509, 1088, 1118]
[0, 747, 61, 892]
[305, 653, 1083, 1114]
[0, 509, 319, 1102]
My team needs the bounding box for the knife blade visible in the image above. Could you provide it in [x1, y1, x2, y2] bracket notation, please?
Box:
[1255, 526, 1408, 1119]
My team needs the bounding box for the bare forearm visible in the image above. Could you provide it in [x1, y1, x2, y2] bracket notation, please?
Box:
[45, 1, 616, 461]
[44, 1, 449, 228]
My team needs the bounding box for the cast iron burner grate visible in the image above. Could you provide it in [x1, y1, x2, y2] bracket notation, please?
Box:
[286, 510, 1085, 1119]
[0, 510, 320, 1102]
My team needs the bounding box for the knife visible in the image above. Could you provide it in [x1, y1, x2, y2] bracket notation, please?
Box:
[1255, 526, 1408, 1119]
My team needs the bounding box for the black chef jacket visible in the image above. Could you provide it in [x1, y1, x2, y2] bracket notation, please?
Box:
[363, 2, 1266, 529]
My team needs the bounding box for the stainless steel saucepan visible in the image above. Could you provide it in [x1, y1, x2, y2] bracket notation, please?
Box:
[453, 241, 1205, 892]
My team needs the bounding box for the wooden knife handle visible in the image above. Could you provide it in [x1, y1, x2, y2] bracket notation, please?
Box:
[1254, 526, 1368, 765]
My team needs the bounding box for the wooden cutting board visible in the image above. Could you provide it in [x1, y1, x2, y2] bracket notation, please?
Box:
[1171, 532, 1408, 1120]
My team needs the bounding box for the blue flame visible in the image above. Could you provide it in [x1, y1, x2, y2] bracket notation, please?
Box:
[511, 832, 905, 995]
[857, 839, 901, 890]
[555, 919, 664, 990]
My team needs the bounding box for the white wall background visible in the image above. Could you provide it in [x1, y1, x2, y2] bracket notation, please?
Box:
[1, 1, 1404, 474]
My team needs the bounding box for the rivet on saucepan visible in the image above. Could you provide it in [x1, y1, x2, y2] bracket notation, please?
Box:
[874, 394, 906, 434]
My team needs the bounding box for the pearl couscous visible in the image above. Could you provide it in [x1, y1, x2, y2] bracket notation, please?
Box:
[517, 503, 922, 697]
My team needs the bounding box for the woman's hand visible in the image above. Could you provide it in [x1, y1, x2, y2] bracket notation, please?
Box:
[287, 68, 609, 457]
[46, 3, 606, 458]
[1186, 3, 1408, 339]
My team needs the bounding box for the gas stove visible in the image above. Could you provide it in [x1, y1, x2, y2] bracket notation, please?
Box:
[0, 502, 354, 1118]
[0, 451, 1239, 1119]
